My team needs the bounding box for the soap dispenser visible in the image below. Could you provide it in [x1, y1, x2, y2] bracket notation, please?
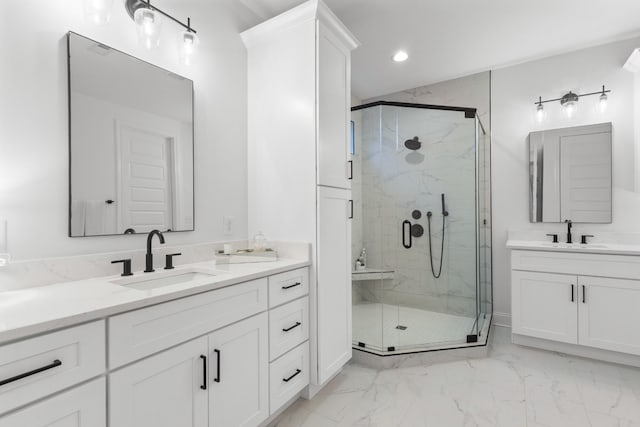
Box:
[359, 248, 367, 269]
[253, 231, 267, 251]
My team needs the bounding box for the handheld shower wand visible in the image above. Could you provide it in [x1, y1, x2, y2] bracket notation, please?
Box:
[441, 193, 449, 217]
[427, 193, 448, 279]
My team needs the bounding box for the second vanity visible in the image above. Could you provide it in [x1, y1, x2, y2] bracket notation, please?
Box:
[0, 258, 310, 427]
[507, 236, 640, 367]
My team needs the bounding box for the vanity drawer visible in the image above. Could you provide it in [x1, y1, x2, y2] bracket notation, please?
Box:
[109, 278, 267, 368]
[0, 378, 106, 427]
[269, 342, 309, 414]
[269, 297, 309, 361]
[0, 321, 105, 415]
[268, 268, 309, 308]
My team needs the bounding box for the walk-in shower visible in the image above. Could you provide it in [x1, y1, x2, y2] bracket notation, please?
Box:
[350, 101, 492, 355]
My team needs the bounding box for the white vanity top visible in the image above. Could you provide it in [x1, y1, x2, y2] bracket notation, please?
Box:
[506, 240, 640, 256]
[0, 258, 309, 345]
[506, 230, 640, 256]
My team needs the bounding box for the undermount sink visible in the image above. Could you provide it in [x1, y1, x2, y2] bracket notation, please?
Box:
[111, 268, 219, 291]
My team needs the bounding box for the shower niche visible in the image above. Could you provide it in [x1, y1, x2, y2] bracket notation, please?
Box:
[350, 101, 492, 355]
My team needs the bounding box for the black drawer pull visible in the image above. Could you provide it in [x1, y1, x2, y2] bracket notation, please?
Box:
[282, 322, 301, 332]
[582, 285, 586, 304]
[200, 355, 207, 390]
[282, 369, 301, 382]
[0, 359, 62, 387]
[214, 349, 221, 383]
[282, 282, 301, 290]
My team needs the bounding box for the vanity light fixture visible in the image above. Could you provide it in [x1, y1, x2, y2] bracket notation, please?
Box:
[125, 0, 199, 62]
[534, 85, 611, 120]
[393, 50, 409, 62]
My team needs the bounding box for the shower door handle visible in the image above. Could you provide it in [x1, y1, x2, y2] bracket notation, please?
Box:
[402, 220, 412, 249]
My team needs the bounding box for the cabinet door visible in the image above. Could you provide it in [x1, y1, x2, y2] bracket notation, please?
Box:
[316, 186, 352, 384]
[0, 378, 105, 427]
[511, 271, 578, 344]
[317, 22, 351, 189]
[109, 336, 208, 427]
[578, 276, 640, 355]
[208, 313, 268, 427]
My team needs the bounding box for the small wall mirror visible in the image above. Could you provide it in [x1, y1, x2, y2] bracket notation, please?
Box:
[68, 32, 194, 237]
[529, 122, 612, 223]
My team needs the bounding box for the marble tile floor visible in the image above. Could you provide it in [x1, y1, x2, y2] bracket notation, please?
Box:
[272, 326, 640, 427]
[353, 302, 477, 351]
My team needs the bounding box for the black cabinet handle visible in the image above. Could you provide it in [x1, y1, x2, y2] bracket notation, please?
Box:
[282, 322, 301, 332]
[402, 220, 412, 249]
[582, 285, 586, 304]
[214, 349, 221, 383]
[349, 200, 353, 219]
[282, 282, 301, 290]
[105, 199, 115, 204]
[0, 359, 62, 387]
[571, 284, 575, 302]
[200, 355, 207, 390]
[348, 160, 353, 180]
[282, 369, 301, 382]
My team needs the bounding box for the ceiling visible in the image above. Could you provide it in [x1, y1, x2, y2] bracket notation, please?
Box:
[236, 0, 640, 100]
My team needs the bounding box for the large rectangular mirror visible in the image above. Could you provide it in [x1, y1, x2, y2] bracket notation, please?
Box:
[68, 32, 194, 237]
[529, 122, 612, 223]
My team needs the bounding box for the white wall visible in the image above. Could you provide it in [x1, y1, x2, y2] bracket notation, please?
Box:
[0, 0, 248, 260]
[492, 37, 640, 325]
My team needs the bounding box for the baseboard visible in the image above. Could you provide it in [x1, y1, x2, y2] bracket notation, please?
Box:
[512, 333, 640, 368]
[492, 312, 511, 327]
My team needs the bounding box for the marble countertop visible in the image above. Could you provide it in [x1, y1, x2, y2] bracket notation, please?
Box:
[506, 240, 640, 256]
[0, 258, 309, 345]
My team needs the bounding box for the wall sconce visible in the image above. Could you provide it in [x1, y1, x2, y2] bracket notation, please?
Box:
[124, 0, 199, 64]
[534, 85, 611, 121]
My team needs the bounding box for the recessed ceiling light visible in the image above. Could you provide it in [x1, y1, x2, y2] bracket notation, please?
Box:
[393, 50, 408, 62]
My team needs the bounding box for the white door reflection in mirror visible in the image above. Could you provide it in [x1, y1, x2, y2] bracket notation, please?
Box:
[117, 124, 175, 234]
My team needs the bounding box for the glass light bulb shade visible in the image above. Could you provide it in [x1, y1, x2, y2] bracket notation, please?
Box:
[564, 101, 577, 118]
[134, 7, 162, 49]
[599, 93, 608, 113]
[84, 0, 114, 25]
[536, 104, 545, 123]
[179, 31, 200, 66]
[393, 51, 408, 62]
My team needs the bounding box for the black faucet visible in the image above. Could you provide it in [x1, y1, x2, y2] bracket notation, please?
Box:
[564, 219, 573, 244]
[144, 230, 165, 273]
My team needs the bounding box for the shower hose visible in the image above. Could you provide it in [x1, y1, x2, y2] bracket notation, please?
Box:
[427, 213, 446, 279]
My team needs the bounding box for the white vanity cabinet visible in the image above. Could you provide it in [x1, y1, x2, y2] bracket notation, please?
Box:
[109, 336, 209, 427]
[208, 313, 269, 427]
[512, 270, 578, 344]
[242, 0, 359, 390]
[0, 266, 309, 427]
[578, 276, 640, 355]
[511, 249, 640, 361]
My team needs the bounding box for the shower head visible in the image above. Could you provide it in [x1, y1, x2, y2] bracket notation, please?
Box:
[404, 136, 421, 150]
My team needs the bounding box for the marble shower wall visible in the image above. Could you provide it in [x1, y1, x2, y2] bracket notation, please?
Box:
[356, 105, 478, 318]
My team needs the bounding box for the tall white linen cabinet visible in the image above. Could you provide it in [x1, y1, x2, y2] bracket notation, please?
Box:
[241, 0, 359, 394]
